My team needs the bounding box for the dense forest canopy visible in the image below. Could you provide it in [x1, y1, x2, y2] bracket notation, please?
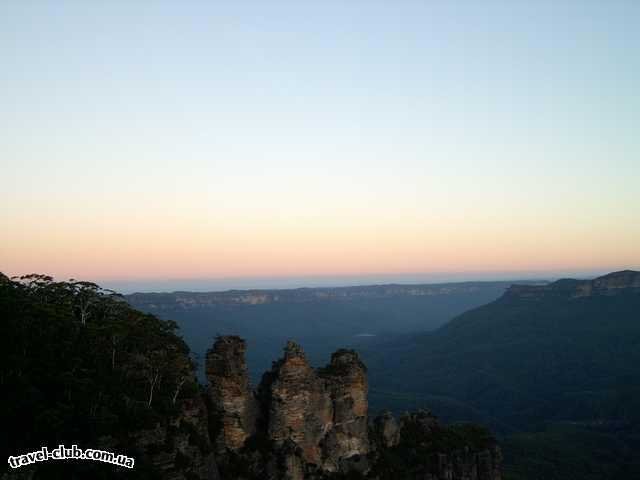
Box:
[0, 273, 200, 478]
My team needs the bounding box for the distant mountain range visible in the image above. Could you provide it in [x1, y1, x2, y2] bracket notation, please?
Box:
[127, 280, 544, 308]
[126, 280, 537, 384]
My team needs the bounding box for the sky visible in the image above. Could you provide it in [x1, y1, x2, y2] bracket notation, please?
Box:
[1, 1, 639, 290]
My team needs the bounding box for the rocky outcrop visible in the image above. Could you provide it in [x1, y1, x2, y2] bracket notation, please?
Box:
[318, 349, 370, 470]
[128, 393, 219, 480]
[505, 270, 640, 300]
[369, 410, 502, 480]
[256, 342, 369, 476]
[260, 341, 334, 468]
[169, 396, 220, 480]
[372, 411, 400, 448]
[208, 336, 502, 480]
[203, 338, 370, 478]
[205, 336, 257, 452]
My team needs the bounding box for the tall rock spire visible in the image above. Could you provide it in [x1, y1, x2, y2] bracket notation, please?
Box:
[319, 349, 370, 469]
[261, 340, 333, 466]
[205, 335, 257, 452]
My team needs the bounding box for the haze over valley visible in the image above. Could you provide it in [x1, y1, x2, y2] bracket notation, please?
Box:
[127, 280, 528, 383]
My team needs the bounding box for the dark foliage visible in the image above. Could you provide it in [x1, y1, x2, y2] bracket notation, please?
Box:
[371, 416, 496, 479]
[362, 281, 640, 479]
[0, 274, 198, 478]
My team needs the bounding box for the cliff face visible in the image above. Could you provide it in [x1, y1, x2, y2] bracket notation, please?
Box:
[504, 270, 640, 300]
[207, 336, 501, 480]
[127, 282, 513, 310]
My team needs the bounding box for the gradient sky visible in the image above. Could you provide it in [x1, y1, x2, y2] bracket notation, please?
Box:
[1, 1, 639, 286]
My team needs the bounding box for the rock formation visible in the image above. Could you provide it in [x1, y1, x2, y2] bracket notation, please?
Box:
[125, 390, 219, 480]
[372, 411, 400, 449]
[207, 336, 502, 480]
[205, 336, 257, 452]
[260, 341, 334, 467]
[317, 348, 370, 471]
[256, 342, 370, 474]
[369, 410, 502, 480]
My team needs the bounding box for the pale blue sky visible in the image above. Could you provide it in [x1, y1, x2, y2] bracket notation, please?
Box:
[1, 1, 639, 284]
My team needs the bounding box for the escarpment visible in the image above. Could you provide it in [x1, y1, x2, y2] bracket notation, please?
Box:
[207, 335, 502, 480]
[504, 270, 640, 300]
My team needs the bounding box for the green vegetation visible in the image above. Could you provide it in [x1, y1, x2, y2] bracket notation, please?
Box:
[0, 274, 199, 478]
[362, 281, 640, 479]
[502, 423, 640, 480]
[366, 292, 640, 429]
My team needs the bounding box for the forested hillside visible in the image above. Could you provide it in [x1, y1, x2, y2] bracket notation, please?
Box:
[361, 271, 640, 478]
[0, 274, 213, 479]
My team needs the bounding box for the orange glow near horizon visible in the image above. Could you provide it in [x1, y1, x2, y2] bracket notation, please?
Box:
[3, 203, 639, 282]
